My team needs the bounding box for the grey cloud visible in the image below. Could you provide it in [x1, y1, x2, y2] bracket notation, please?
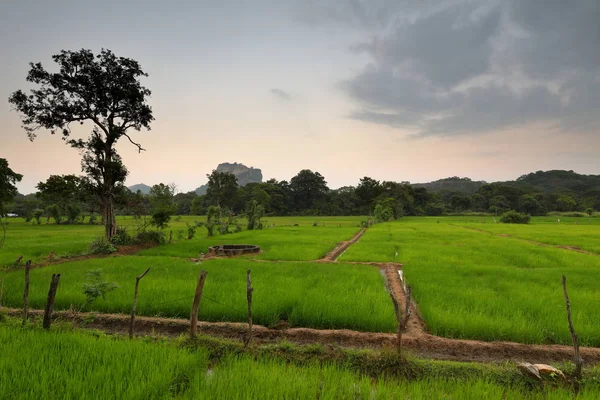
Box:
[270, 88, 292, 101]
[340, 0, 600, 137]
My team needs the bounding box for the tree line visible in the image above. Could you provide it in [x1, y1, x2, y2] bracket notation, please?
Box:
[4, 167, 598, 227]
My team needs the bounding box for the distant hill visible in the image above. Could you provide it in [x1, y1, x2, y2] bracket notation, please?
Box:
[195, 162, 263, 195]
[127, 183, 152, 195]
[413, 177, 487, 194]
[510, 170, 600, 193]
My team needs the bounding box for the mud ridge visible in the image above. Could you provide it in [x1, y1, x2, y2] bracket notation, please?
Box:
[319, 229, 366, 262]
[7, 308, 600, 364]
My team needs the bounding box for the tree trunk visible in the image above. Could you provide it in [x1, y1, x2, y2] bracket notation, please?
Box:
[103, 192, 117, 240]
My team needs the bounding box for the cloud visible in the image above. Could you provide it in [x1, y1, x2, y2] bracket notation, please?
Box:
[270, 88, 292, 101]
[338, 0, 600, 137]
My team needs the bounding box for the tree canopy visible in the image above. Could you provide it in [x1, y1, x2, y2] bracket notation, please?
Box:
[9, 48, 153, 238]
[0, 158, 23, 215]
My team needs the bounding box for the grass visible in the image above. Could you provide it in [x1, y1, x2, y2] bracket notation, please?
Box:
[0, 216, 364, 267]
[0, 323, 208, 399]
[1, 256, 396, 332]
[341, 217, 600, 346]
[3, 322, 599, 400]
[185, 355, 598, 399]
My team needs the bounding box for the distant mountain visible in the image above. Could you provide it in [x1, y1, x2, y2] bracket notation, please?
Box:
[510, 170, 600, 193]
[195, 162, 263, 195]
[127, 183, 152, 195]
[413, 177, 487, 194]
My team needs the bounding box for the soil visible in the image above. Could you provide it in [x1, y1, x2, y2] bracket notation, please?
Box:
[6, 307, 600, 365]
[319, 229, 366, 262]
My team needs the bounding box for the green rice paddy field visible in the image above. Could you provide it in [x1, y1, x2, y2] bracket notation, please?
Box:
[3, 324, 599, 400]
[340, 216, 600, 346]
[2, 215, 600, 345]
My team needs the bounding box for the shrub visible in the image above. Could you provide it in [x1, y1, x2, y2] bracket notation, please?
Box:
[65, 204, 81, 224]
[82, 269, 118, 306]
[500, 210, 530, 224]
[186, 221, 204, 239]
[46, 204, 62, 224]
[134, 230, 165, 245]
[586, 208, 594, 216]
[110, 227, 133, 246]
[374, 202, 394, 222]
[150, 208, 171, 230]
[32, 209, 44, 225]
[89, 237, 118, 254]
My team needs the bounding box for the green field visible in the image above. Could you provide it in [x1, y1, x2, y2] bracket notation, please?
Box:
[341, 217, 600, 345]
[0, 216, 364, 267]
[1, 256, 395, 332]
[2, 324, 598, 400]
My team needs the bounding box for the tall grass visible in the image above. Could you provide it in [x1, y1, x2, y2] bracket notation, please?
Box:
[0, 325, 207, 399]
[184, 354, 596, 399]
[341, 219, 600, 345]
[2, 256, 396, 332]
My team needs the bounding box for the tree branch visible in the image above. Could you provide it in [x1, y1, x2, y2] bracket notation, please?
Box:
[123, 132, 145, 153]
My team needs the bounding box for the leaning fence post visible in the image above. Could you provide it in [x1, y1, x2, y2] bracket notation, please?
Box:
[190, 270, 208, 339]
[562, 275, 583, 391]
[402, 284, 412, 331]
[389, 289, 402, 354]
[129, 267, 150, 339]
[244, 269, 254, 347]
[23, 260, 31, 324]
[43, 274, 61, 329]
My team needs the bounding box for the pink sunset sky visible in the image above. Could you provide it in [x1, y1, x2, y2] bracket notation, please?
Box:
[2, 0, 599, 194]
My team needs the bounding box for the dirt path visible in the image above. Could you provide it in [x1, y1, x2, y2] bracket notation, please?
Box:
[454, 224, 600, 257]
[319, 229, 366, 262]
[6, 307, 600, 364]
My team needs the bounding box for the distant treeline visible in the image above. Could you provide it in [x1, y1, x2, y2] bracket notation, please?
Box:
[6, 169, 600, 221]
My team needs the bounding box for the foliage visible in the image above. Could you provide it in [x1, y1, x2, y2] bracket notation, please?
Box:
[65, 203, 82, 223]
[9, 48, 154, 240]
[205, 206, 220, 237]
[289, 169, 329, 212]
[246, 200, 264, 230]
[586, 208, 594, 216]
[499, 210, 531, 224]
[134, 230, 165, 245]
[186, 221, 203, 240]
[89, 237, 117, 254]
[82, 269, 118, 305]
[206, 170, 238, 208]
[0, 158, 23, 215]
[150, 208, 172, 230]
[373, 199, 394, 222]
[45, 204, 62, 224]
[190, 196, 205, 215]
[110, 227, 133, 246]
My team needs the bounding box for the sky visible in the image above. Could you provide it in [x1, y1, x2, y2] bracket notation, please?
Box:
[1, 0, 599, 194]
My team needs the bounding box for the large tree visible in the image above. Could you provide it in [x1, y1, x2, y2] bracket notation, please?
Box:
[0, 158, 23, 216]
[289, 169, 329, 211]
[205, 170, 238, 209]
[9, 49, 153, 239]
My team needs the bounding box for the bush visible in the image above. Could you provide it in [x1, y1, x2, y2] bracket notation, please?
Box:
[110, 227, 133, 246]
[82, 269, 118, 306]
[150, 208, 171, 230]
[32, 209, 44, 225]
[89, 237, 118, 254]
[134, 230, 165, 245]
[500, 210, 530, 224]
[46, 204, 62, 224]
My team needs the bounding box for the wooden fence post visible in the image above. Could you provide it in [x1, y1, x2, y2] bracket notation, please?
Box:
[43, 274, 61, 329]
[244, 269, 254, 347]
[23, 260, 31, 324]
[562, 275, 583, 391]
[190, 270, 208, 339]
[129, 267, 151, 339]
[402, 285, 412, 331]
[389, 290, 402, 354]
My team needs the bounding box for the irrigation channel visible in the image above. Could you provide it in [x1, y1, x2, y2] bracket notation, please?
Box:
[6, 227, 600, 365]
